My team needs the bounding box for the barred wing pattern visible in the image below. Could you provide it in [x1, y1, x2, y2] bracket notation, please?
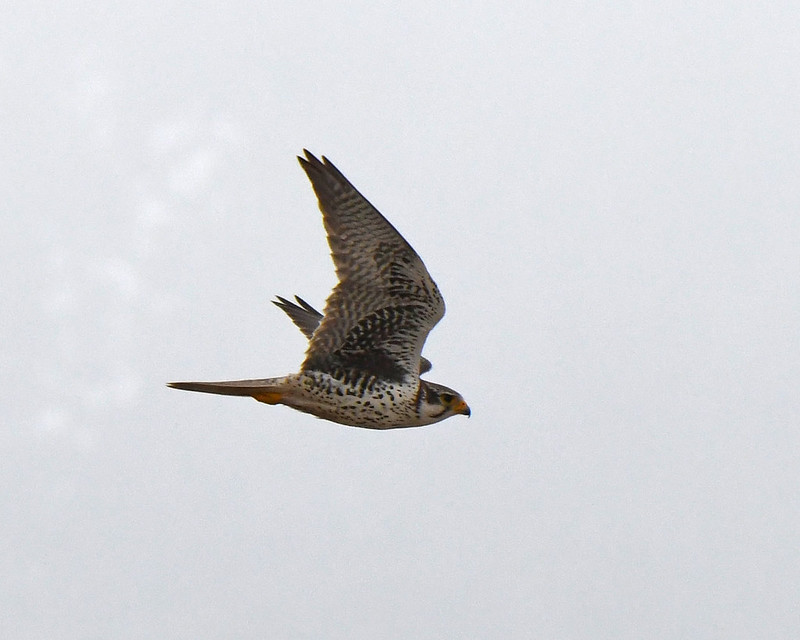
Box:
[273, 294, 434, 375]
[297, 151, 444, 382]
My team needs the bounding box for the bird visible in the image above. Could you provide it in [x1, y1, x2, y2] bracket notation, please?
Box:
[168, 150, 470, 429]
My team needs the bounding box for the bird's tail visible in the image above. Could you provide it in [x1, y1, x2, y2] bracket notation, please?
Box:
[167, 377, 289, 405]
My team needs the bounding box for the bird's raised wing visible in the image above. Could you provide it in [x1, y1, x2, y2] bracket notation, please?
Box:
[297, 151, 444, 382]
[273, 293, 434, 375]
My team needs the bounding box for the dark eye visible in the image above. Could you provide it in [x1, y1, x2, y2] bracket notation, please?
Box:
[440, 393, 455, 404]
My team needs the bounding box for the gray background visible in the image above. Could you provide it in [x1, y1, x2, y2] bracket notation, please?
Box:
[4, 3, 799, 638]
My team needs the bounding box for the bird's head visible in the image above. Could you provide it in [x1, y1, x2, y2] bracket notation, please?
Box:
[417, 381, 470, 424]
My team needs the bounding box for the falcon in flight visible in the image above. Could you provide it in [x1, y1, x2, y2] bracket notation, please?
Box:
[168, 150, 470, 429]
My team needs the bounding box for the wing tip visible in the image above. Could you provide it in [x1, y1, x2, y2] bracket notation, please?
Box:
[298, 149, 343, 182]
[298, 148, 322, 167]
[272, 295, 321, 314]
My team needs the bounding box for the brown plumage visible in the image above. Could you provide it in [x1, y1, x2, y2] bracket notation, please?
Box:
[168, 150, 469, 429]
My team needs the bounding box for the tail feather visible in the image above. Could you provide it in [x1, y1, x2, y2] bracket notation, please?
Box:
[167, 378, 284, 397]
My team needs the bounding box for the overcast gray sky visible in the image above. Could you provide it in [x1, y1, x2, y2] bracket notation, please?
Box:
[3, 2, 799, 638]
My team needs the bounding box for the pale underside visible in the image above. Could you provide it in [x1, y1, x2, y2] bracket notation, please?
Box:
[168, 151, 467, 429]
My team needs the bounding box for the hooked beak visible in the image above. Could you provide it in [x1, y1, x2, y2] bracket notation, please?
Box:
[454, 399, 471, 417]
